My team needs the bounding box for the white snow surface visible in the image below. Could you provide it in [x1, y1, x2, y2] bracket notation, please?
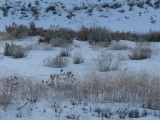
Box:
[0, 0, 159, 32]
[0, 0, 160, 120]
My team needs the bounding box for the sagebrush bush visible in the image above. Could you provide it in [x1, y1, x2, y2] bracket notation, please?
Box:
[139, 31, 160, 42]
[50, 37, 71, 47]
[59, 48, 71, 57]
[129, 42, 152, 60]
[88, 26, 112, 46]
[111, 31, 139, 41]
[76, 26, 112, 45]
[108, 41, 129, 50]
[49, 26, 75, 40]
[43, 56, 69, 68]
[0, 75, 48, 110]
[29, 22, 37, 36]
[5, 22, 29, 39]
[94, 51, 122, 72]
[3, 43, 28, 58]
[73, 52, 84, 64]
[76, 26, 91, 41]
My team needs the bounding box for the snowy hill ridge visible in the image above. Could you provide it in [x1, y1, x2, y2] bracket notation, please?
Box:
[0, 0, 160, 32]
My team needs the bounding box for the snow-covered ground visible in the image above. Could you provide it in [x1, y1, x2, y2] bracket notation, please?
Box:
[0, 37, 160, 120]
[0, 0, 160, 120]
[0, 0, 160, 32]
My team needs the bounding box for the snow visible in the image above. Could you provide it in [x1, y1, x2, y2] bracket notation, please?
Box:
[0, 0, 160, 32]
[0, 0, 160, 120]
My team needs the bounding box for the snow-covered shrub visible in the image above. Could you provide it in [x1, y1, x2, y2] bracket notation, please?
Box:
[136, 2, 144, 8]
[66, 11, 75, 19]
[66, 114, 79, 119]
[94, 51, 122, 72]
[3, 43, 28, 58]
[45, 6, 56, 13]
[129, 42, 152, 60]
[108, 41, 129, 50]
[5, 22, 29, 39]
[59, 48, 71, 57]
[128, 109, 140, 118]
[12, 46, 28, 58]
[73, 52, 84, 64]
[118, 109, 128, 119]
[43, 56, 69, 68]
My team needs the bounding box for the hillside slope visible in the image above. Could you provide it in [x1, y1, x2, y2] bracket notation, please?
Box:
[0, 0, 160, 32]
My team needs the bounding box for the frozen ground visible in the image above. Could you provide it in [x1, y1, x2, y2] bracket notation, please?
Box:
[0, 0, 160, 32]
[0, 37, 160, 120]
[0, 0, 160, 120]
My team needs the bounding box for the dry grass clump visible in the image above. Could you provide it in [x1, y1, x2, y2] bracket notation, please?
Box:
[3, 43, 28, 58]
[76, 26, 91, 41]
[50, 37, 72, 47]
[43, 56, 69, 68]
[111, 31, 139, 41]
[0, 75, 48, 110]
[5, 22, 29, 39]
[108, 41, 129, 50]
[88, 26, 112, 46]
[73, 52, 85, 64]
[94, 51, 122, 72]
[76, 26, 112, 47]
[129, 41, 152, 60]
[59, 48, 71, 57]
[24, 43, 52, 51]
[0, 71, 160, 110]
[47, 70, 160, 110]
[38, 26, 75, 42]
[0, 32, 14, 40]
[139, 31, 160, 42]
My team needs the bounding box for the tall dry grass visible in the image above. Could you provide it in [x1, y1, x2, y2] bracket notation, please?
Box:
[0, 71, 159, 110]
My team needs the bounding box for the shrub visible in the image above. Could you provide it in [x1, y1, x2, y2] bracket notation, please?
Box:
[45, 6, 56, 12]
[50, 37, 71, 47]
[3, 43, 28, 58]
[5, 22, 29, 39]
[94, 51, 122, 72]
[88, 26, 112, 46]
[29, 22, 37, 36]
[129, 42, 152, 60]
[43, 56, 69, 68]
[59, 48, 71, 57]
[128, 109, 140, 118]
[76, 26, 91, 41]
[111, 31, 139, 41]
[51, 27, 75, 41]
[108, 41, 129, 50]
[73, 52, 84, 64]
[139, 31, 160, 42]
[118, 109, 127, 119]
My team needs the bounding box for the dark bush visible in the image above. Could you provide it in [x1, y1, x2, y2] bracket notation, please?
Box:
[3, 43, 28, 58]
[140, 31, 160, 42]
[128, 109, 140, 118]
[76, 26, 91, 41]
[29, 22, 37, 36]
[45, 6, 56, 12]
[5, 22, 29, 39]
[88, 26, 112, 46]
